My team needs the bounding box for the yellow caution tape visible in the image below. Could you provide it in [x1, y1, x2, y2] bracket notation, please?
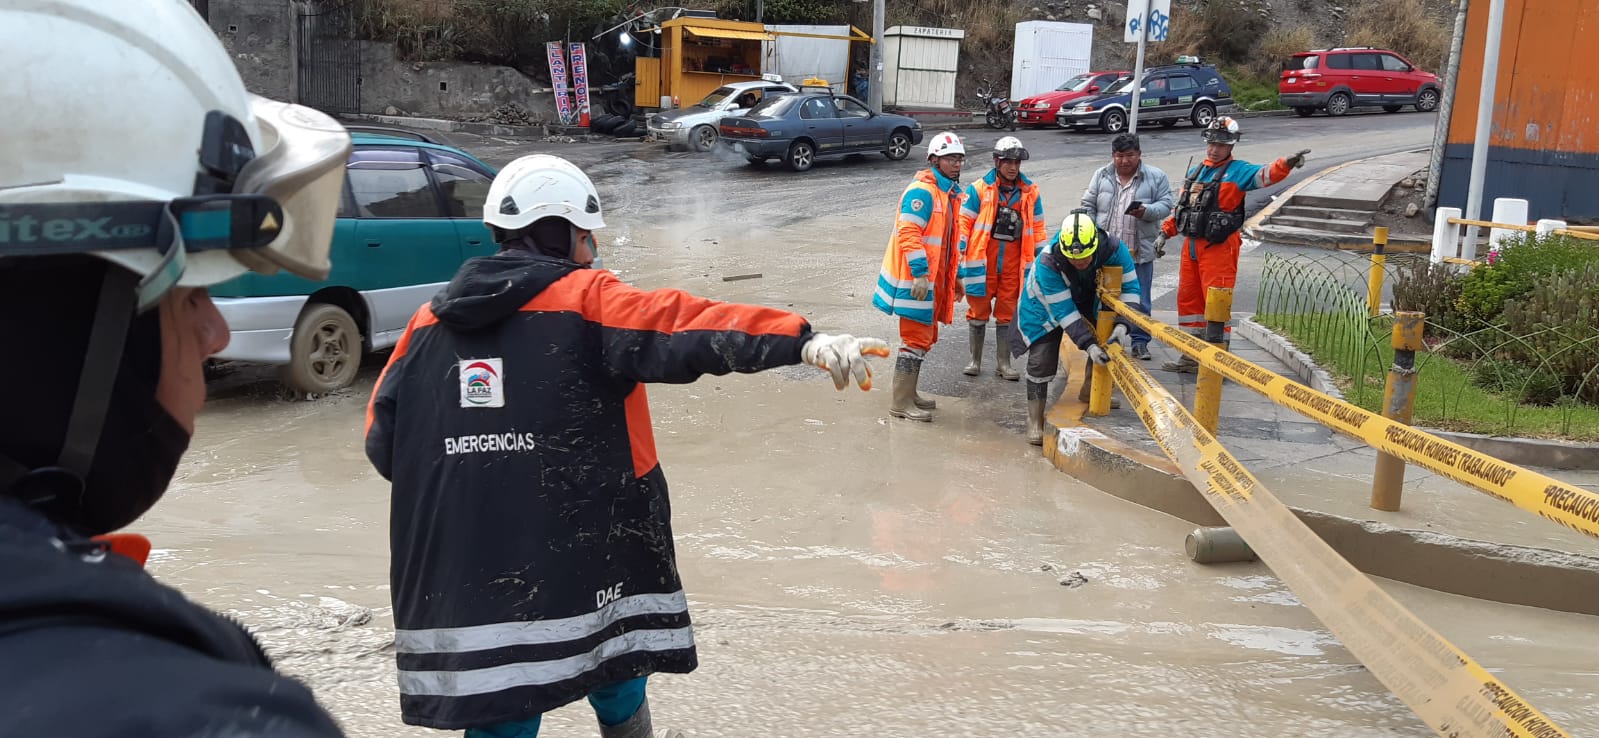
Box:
[1106, 348, 1571, 738]
[1099, 290, 1599, 541]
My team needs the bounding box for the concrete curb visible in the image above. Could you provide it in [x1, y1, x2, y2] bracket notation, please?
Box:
[1233, 316, 1345, 399]
[1041, 394, 1599, 616]
[1230, 109, 1296, 119]
[1239, 318, 1599, 471]
[1420, 430, 1599, 472]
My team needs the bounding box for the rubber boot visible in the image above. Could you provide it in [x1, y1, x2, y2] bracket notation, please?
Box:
[598, 697, 684, 738]
[993, 323, 1020, 381]
[1162, 354, 1200, 374]
[889, 354, 933, 422]
[1026, 380, 1048, 446]
[962, 322, 984, 377]
[1078, 358, 1121, 409]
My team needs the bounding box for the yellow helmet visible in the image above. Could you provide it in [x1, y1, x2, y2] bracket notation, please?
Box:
[1055, 212, 1100, 259]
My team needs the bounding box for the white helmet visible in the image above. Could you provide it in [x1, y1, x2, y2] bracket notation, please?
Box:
[1202, 116, 1241, 145]
[993, 136, 1029, 160]
[483, 154, 606, 233]
[0, 0, 352, 311]
[926, 131, 966, 160]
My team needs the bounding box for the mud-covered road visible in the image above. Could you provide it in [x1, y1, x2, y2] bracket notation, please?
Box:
[145, 111, 1599, 737]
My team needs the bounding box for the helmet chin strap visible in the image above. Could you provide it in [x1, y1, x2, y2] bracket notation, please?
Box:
[0, 267, 138, 506]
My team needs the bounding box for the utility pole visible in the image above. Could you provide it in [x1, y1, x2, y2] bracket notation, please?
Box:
[1461, 0, 1506, 260]
[869, 0, 884, 112]
[1127, 0, 1151, 133]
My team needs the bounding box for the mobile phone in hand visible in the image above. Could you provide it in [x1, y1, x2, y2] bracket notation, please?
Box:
[1125, 200, 1143, 215]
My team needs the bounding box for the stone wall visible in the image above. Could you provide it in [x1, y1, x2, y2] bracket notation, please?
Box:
[209, 0, 296, 102]
[205, 0, 553, 120]
[356, 42, 552, 121]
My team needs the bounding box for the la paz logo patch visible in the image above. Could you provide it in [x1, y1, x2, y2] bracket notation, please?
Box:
[459, 358, 505, 408]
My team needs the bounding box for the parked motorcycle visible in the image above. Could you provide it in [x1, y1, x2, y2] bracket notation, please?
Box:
[977, 81, 1017, 131]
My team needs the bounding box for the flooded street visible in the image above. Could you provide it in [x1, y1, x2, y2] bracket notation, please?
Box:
[143, 115, 1599, 736]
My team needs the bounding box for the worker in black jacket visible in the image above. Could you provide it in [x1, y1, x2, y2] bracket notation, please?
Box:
[0, 1, 352, 735]
[365, 153, 888, 738]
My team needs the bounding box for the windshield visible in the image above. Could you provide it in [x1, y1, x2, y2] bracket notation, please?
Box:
[698, 86, 738, 108]
[1104, 76, 1136, 94]
[1056, 74, 1096, 92]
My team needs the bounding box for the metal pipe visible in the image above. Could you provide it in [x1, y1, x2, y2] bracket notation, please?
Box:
[1461, 0, 1507, 261]
[1193, 286, 1233, 434]
[1425, 0, 1470, 210]
[1366, 227, 1388, 317]
[1185, 527, 1258, 564]
[1089, 267, 1120, 416]
[1371, 312, 1425, 512]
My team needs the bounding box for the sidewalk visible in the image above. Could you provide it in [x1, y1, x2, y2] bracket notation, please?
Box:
[1045, 310, 1599, 615]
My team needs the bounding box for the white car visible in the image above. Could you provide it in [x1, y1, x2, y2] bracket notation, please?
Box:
[646, 80, 798, 151]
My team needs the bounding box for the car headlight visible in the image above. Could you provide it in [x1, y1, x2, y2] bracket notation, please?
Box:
[1073, 104, 1093, 113]
[659, 121, 681, 129]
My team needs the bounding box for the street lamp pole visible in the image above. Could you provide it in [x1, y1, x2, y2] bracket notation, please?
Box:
[869, 0, 885, 112]
[1127, 0, 1151, 133]
[1461, 0, 1506, 260]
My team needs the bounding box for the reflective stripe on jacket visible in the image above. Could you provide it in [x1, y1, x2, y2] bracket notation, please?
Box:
[959, 169, 1046, 295]
[872, 168, 964, 326]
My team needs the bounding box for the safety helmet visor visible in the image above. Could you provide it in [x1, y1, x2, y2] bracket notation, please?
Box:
[994, 146, 1029, 161]
[225, 95, 353, 283]
[1201, 127, 1239, 144]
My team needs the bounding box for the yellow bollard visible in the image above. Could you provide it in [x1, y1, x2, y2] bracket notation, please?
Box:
[1367, 226, 1389, 317]
[1371, 311, 1425, 511]
[1088, 267, 1119, 416]
[1193, 286, 1233, 434]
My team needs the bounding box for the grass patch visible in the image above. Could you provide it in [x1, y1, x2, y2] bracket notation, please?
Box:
[1223, 68, 1284, 112]
[1257, 313, 1599, 441]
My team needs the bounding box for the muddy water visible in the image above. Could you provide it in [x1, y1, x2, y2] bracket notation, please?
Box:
[141, 119, 1599, 737]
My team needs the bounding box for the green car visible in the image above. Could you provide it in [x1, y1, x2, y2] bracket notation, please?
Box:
[209, 128, 498, 393]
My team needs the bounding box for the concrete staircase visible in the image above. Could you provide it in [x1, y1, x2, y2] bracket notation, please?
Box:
[1247, 150, 1434, 252]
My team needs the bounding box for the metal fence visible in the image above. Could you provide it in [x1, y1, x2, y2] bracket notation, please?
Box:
[297, 1, 363, 115]
[1254, 252, 1599, 440]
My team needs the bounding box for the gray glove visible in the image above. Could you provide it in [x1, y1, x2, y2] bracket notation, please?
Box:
[1107, 324, 1130, 349]
[910, 276, 930, 301]
[1155, 233, 1168, 259]
[1285, 149, 1311, 169]
[1087, 344, 1110, 365]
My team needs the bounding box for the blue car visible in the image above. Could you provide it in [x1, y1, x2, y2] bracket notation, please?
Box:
[719, 91, 924, 172]
[209, 126, 499, 394]
[1057, 59, 1235, 134]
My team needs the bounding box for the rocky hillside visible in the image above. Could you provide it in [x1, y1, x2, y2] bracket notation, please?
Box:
[361, 0, 1457, 112]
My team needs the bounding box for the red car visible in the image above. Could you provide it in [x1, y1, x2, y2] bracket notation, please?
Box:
[1278, 47, 1441, 117]
[1015, 71, 1129, 127]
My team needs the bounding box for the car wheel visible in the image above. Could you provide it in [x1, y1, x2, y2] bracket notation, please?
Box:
[1326, 92, 1351, 116]
[1159, 118, 1179, 128]
[1191, 102, 1217, 128]
[785, 140, 815, 172]
[1100, 108, 1127, 133]
[1293, 107, 1315, 118]
[1416, 88, 1440, 112]
[1383, 105, 1403, 113]
[690, 124, 718, 152]
[884, 129, 912, 160]
[280, 302, 362, 395]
